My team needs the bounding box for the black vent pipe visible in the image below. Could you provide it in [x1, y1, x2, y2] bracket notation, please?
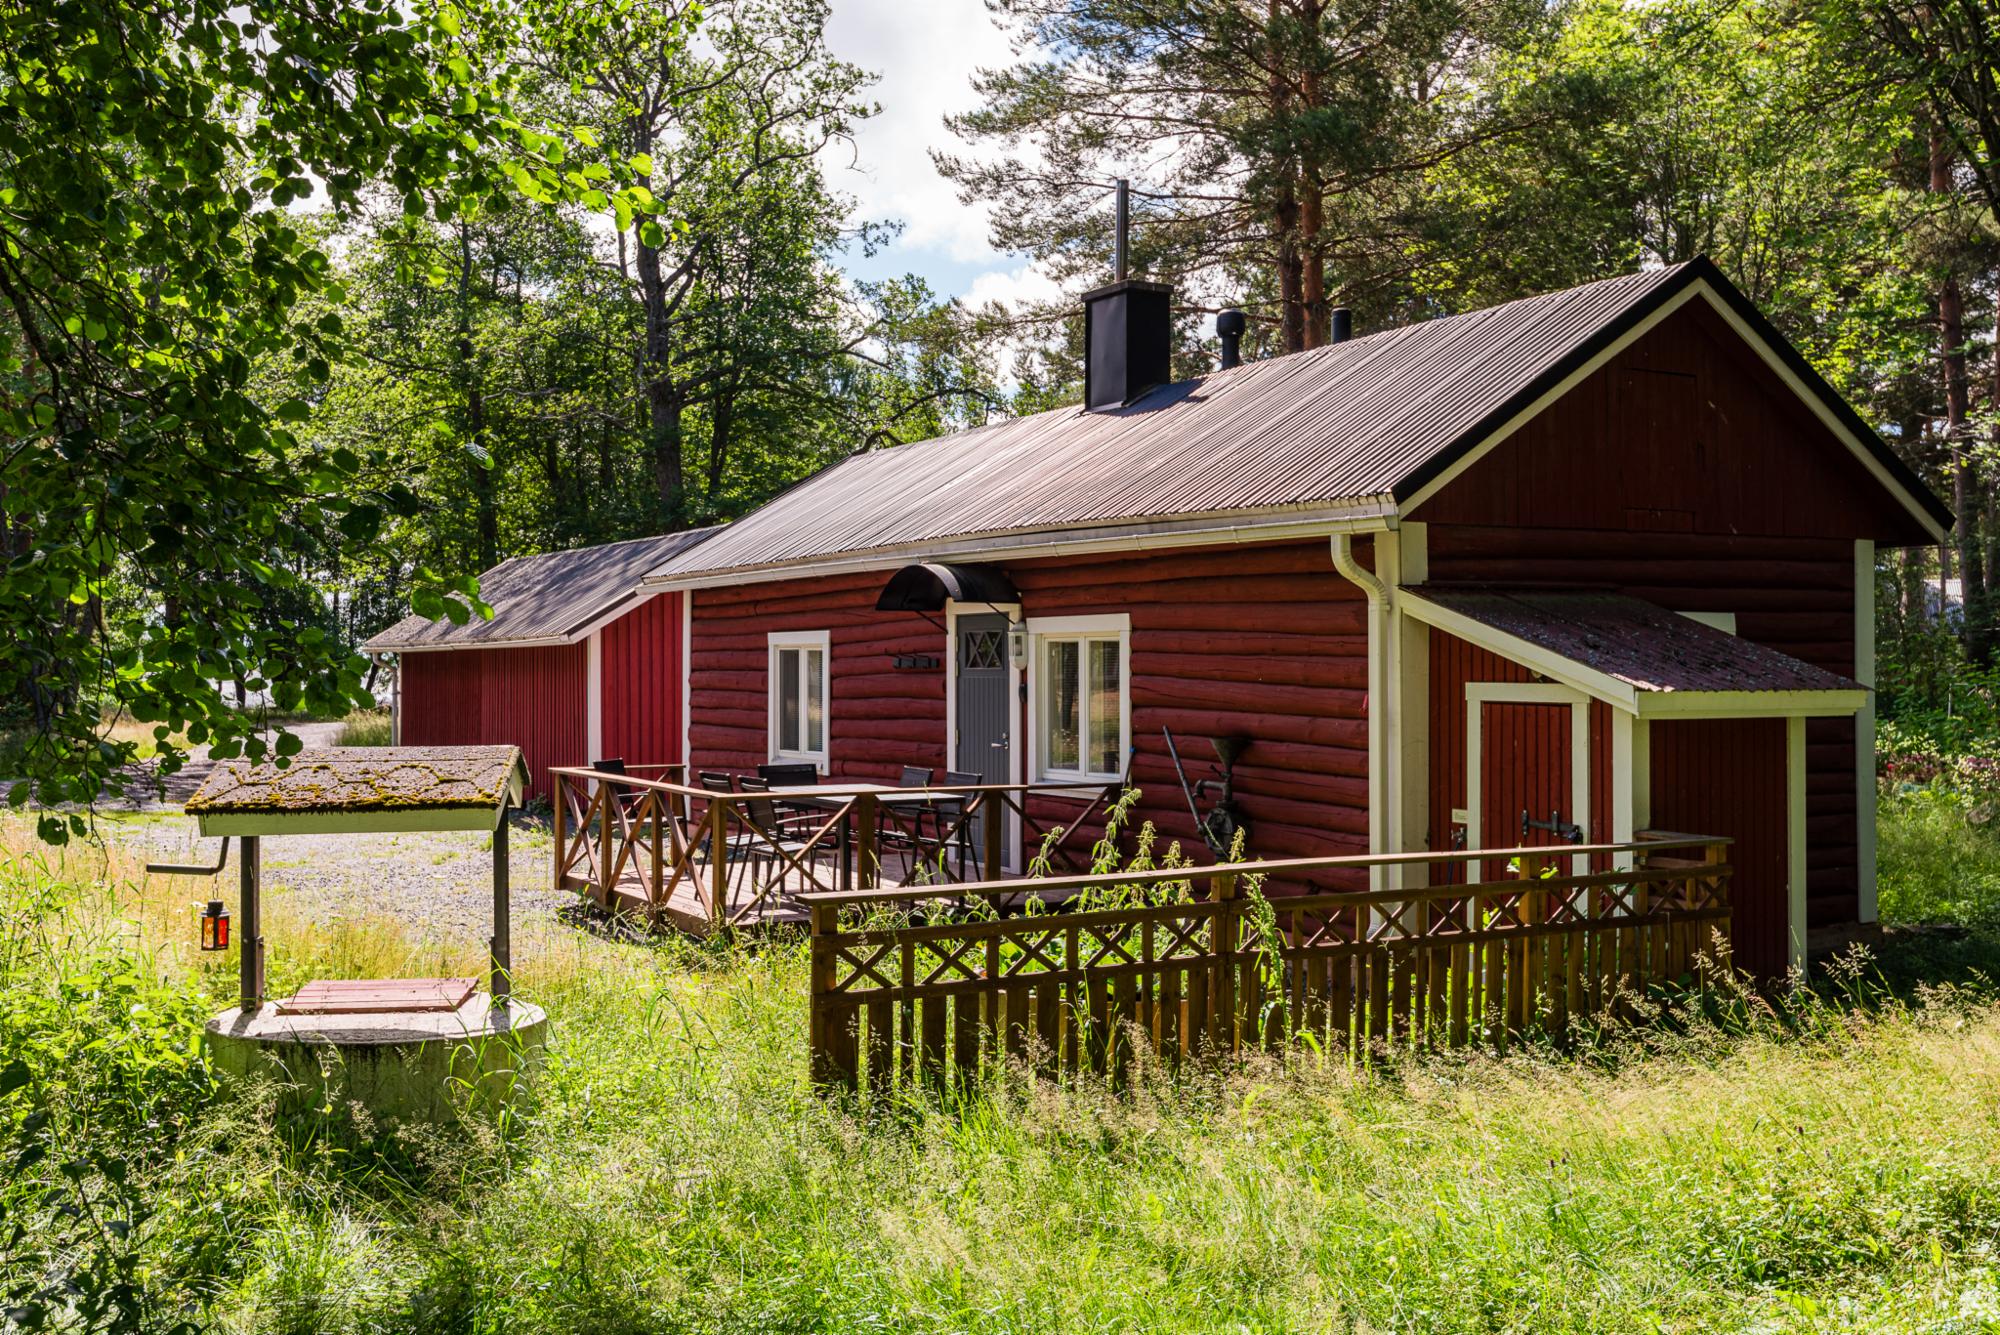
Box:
[1216, 309, 1246, 369]
[1329, 307, 1353, 344]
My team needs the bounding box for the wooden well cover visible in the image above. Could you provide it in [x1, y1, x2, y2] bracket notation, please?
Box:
[276, 977, 478, 1016]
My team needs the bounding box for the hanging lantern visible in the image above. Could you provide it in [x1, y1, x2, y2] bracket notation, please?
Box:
[199, 900, 230, 952]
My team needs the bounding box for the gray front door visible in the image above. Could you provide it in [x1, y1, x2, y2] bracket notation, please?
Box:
[954, 613, 1011, 866]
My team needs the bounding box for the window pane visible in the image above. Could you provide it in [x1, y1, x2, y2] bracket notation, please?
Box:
[1044, 639, 1080, 772]
[1088, 639, 1121, 775]
[777, 647, 800, 752]
[805, 648, 824, 752]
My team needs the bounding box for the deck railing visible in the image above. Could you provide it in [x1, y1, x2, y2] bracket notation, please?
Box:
[802, 835, 1732, 1092]
[548, 766, 1126, 932]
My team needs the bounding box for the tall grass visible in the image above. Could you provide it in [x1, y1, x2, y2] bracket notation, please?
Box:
[332, 710, 393, 747]
[7, 815, 2000, 1332]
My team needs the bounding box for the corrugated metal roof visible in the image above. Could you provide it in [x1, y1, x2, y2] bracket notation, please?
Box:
[1412, 587, 1860, 695]
[644, 258, 1949, 585]
[646, 266, 1693, 581]
[364, 529, 717, 652]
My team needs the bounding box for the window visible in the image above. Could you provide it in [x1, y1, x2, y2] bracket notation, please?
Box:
[768, 631, 829, 767]
[1031, 615, 1128, 781]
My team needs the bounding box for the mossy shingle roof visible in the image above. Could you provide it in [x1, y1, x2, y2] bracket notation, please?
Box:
[186, 747, 525, 817]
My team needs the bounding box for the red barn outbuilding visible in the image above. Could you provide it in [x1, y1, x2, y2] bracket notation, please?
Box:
[627, 260, 1948, 976]
[364, 530, 714, 799]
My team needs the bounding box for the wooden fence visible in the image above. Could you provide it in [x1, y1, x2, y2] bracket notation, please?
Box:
[549, 765, 1125, 933]
[805, 836, 1732, 1093]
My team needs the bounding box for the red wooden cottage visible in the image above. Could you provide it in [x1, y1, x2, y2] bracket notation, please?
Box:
[363, 530, 714, 799]
[629, 259, 1949, 977]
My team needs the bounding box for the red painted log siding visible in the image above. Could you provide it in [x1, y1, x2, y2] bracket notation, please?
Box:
[600, 591, 685, 769]
[398, 645, 586, 801]
[1649, 718, 1789, 977]
[686, 540, 1371, 880]
[1412, 300, 1885, 930]
[1009, 541, 1371, 885]
[688, 570, 949, 781]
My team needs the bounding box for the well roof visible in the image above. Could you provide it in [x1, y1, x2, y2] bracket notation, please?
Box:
[186, 746, 526, 834]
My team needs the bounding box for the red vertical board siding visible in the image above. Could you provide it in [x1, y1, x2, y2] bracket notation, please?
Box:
[1649, 718, 1789, 977]
[479, 645, 587, 803]
[686, 540, 1371, 884]
[398, 646, 585, 802]
[1427, 628, 1531, 881]
[400, 653, 483, 747]
[600, 591, 685, 769]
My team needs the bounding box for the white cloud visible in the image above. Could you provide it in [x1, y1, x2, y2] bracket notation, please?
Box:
[823, 0, 1024, 275]
[962, 260, 1062, 312]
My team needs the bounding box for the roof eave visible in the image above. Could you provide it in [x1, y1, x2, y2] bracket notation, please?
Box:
[637, 501, 1398, 591]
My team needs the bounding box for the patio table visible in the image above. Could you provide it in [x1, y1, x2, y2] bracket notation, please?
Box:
[765, 783, 958, 891]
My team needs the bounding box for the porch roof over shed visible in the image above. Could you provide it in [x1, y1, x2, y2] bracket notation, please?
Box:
[363, 528, 718, 654]
[1401, 587, 1867, 718]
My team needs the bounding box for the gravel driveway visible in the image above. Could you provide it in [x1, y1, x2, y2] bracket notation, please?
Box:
[80, 722, 574, 942]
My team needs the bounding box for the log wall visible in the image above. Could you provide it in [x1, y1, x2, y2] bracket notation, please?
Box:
[686, 539, 1372, 878]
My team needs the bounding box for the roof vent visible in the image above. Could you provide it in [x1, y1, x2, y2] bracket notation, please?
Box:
[1216, 308, 1246, 369]
[1329, 307, 1352, 344]
[1083, 179, 1172, 410]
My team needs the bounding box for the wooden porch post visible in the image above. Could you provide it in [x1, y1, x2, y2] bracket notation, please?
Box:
[551, 772, 567, 892]
[239, 834, 264, 1012]
[491, 809, 511, 1003]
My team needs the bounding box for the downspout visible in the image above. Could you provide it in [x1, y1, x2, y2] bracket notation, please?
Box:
[1332, 531, 1394, 889]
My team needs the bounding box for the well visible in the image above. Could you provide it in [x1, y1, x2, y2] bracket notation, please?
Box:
[159, 746, 540, 1130]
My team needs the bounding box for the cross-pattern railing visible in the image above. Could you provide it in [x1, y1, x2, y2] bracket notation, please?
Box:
[804, 835, 1732, 1093]
[549, 766, 1128, 932]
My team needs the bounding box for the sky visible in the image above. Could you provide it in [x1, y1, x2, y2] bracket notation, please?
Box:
[820, 0, 1062, 313]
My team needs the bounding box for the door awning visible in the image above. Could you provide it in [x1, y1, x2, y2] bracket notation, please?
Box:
[1402, 587, 1867, 718]
[875, 562, 1020, 613]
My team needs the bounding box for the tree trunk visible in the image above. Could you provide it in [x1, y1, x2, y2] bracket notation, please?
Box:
[456, 224, 496, 571]
[1933, 123, 1985, 660]
[707, 378, 736, 500]
[1298, 0, 1328, 349]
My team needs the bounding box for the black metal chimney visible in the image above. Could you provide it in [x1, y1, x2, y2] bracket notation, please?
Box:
[1082, 179, 1172, 411]
[1329, 307, 1352, 344]
[1216, 308, 1246, 369]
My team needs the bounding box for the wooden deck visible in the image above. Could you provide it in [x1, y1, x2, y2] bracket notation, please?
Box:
[568, 846, 1037, 933]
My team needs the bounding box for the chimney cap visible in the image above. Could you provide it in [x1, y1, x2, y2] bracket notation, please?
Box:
[1215, 309, 1247, 337]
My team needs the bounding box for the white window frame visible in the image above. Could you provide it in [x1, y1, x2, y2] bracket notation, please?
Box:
[767, 629, 831, 771]
[1025, 613, 1131, 787]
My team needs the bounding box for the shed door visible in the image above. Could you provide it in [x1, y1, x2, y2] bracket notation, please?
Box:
[1471, 698, 1580, 881]
[954, 613, 1011, 867]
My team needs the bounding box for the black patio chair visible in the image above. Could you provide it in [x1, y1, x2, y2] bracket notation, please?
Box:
[735, 776, 829, 907]
[876, 765, 937, 878]
[757, 761, 821, 825]
[941, 770, 985, 880]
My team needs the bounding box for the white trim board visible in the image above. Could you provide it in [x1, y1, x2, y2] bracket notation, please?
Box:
[585, 630, 604, 763]
[639, 509, 1396, 592]
[1855, 540, 1878, 923]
